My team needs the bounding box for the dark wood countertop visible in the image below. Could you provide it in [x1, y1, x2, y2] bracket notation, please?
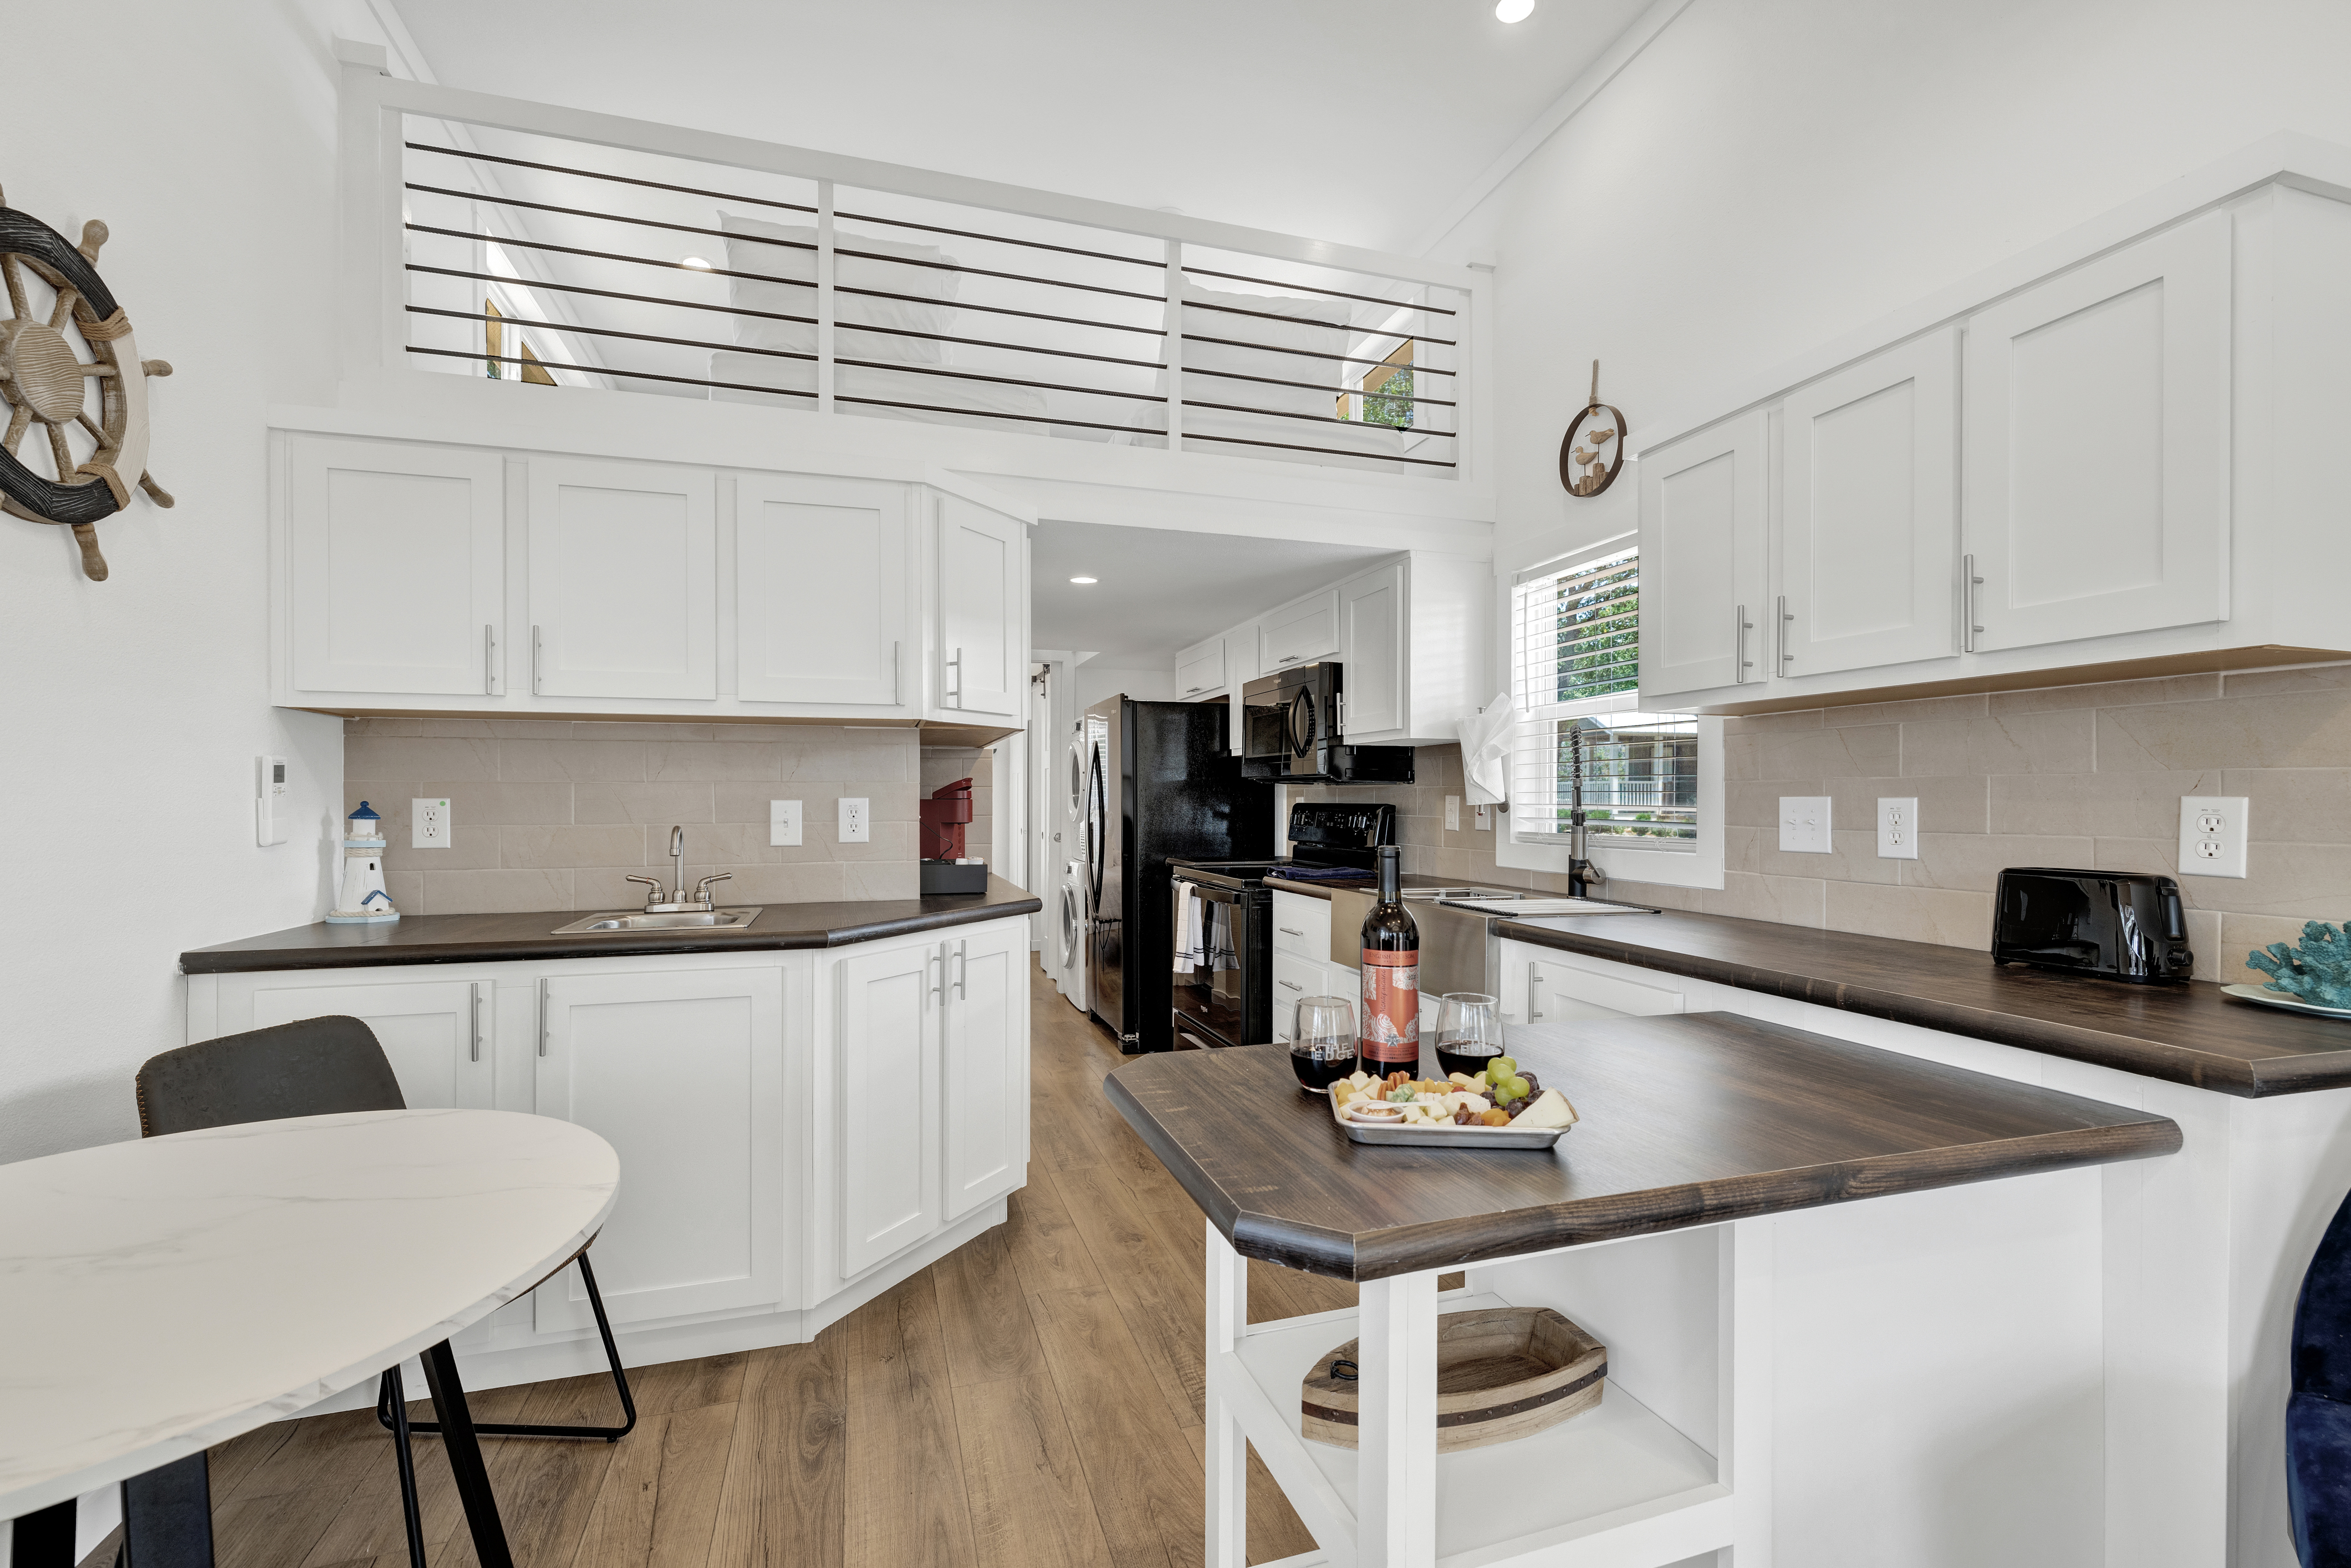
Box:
[1495, 910, 2351, 1098]
[180, 876, 1042, 974]
[1104, 1013, 2181, 1280]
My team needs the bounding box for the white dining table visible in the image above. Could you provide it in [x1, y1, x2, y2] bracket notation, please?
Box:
[0, 1108, 619, 1568]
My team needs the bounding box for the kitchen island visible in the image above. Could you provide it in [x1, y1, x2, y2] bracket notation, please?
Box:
[177, 878, 1041, 1402]
[1109, 1014, 2180, 1567]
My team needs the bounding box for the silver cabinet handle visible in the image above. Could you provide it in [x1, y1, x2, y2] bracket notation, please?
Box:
[484, 624, 499, 696]
[946, 647, 963, 706]
[1185, 686, 1203, 694]
[1733, 604, 1753, 683]
[1964, 553, 1984, 652]
[955, 938, 968, 1000]
[1279, 926, 1305, 936]
[1528, 967, 1542, 1022]
[1778, 595, 1794, 671]
[470, 982, 482, 1062]
[894, 639, 902, 704]
[1338, 690, 1345, 735]
[531, 625, 544, 694]
[538, 978, 549, 1056]
[1278, 979, 1303, 991]
[1278, 653, 1299, 663]
[927, 949, 943, 1007]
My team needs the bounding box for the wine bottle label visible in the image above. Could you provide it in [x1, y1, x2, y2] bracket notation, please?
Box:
[1359, 948, 1420, 1066]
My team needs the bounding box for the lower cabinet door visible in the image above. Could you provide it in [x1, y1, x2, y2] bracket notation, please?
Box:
[1529, 956, 1686, 1022]
[828, 937, 945, 1279]
[942, 921, 1029, 1222]
[246, 977, 492, 1111]
[1272, 951, 1325, 1044]
[533, 967, 787, 1331]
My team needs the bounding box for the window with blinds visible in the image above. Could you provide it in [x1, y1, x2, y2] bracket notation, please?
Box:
[1509, 548, 1699, 850]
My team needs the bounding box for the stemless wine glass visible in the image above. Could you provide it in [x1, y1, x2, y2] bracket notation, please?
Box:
[1434, 992, 1504, 1078]
[1290, 995, 1359, 1092]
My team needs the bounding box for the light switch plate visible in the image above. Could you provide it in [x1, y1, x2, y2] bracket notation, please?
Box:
[770, 799, 803, 847]
[1778, 795, 1832, 854]
[1876, 797, 1920, 860]
[412, 798, 451, 850]
[1445, 796, 1461, 831]
[839, 796, 869, 844]
[2178, 794, 2249, 878]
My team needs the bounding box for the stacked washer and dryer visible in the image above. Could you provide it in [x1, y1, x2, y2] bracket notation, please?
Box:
[1055, 718, 1089, 1013]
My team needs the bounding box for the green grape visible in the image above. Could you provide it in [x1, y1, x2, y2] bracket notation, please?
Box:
[1503, 1075, 1531, 1101]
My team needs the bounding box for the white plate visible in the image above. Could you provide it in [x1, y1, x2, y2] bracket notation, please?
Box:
[2221, 983, 2351, 1020]
[1329, 1092, 1570, 1150]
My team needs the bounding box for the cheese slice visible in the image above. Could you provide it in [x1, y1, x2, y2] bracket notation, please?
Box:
[1514, 1088, 1580, 1130]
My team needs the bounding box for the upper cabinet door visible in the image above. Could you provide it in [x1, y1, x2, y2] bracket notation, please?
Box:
[1175, 635, 1226, 699]
[528, 458, 717, 700]
[1338, 563, 1406, 738]
[1779, 328, 1960, 677]
[737, 474, 911, 708]
[937, 494, 1024, 717]
[1261, 590, 1341, 671]
[288, 437, 503, 696]
[1639, 412, 1768, 699]
[1964, 211, 2232, 651]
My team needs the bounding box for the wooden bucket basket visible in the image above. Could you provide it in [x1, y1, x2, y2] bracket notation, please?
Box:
[1300, 1306, 1607, 1453]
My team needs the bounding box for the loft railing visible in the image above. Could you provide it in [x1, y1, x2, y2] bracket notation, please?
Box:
[336, 48, 1486, 481]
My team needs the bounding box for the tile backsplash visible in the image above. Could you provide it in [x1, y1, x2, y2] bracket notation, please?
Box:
[343, 719, 920, 914]
[1294, 664, 2351, 985]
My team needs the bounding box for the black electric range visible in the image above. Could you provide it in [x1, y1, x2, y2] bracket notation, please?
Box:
[1165, 803, 1394, 1048]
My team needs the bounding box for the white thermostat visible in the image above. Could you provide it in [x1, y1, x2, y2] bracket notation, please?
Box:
[256, 755, 289, 846]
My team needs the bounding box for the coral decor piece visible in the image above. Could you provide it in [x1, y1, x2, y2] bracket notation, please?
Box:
[2248, 922, 2351, 1009]
[0, 183, 174, 580]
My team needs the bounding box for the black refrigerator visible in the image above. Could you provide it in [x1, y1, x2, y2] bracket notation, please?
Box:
[1083, 696, 1272, 1053]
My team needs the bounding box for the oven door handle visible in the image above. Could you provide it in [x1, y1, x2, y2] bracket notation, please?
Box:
[1172, 877, 1245, 906]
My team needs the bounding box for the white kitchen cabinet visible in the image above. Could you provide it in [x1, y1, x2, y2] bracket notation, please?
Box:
[1963, 211, 2232, 652]
[1176, 633, 1228, 700]
[736, 473, 912, 709]
[1259, 589, 1340, 672]
[1334, 553, 1488, 745]
[941, 921, 1029, 1222]
[1338, 563, 1405, 736]
[936, 492, 1025, 718]
[1271, 950, 1326, 1044]
[1639, 412, 1769, 702]
[287, 437, 503, 697]
[824, 933, 945, 1279]
[533, 966, 788, 1330]
[1778, 328, 1959, 677]
[528, 457, 717, 700]
[1497, 939, 1685, 1023]
[246, 975, 493, 1111]
[1271, 890, 1332, 963]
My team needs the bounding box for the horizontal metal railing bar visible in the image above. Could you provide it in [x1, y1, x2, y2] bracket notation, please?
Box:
[405, 344, 818, 399]
[406, 304, 813, 364]
[1184, 295, 1457, 348]
[832, 205, 1161, 268]
[1180, 397, 1457, 437]
[1181, 330, 1456, 376]
[1187, 362, 1455, 407]
[833, 395, 1162, 436]
[407, 183, 754, 246]
[405, 141, 817, 218]
[409, 260, 1174, 372]
[1180, 264, 1457, 316]
[1179, 429, 1457, 468]
[829, 282, 1161, 336]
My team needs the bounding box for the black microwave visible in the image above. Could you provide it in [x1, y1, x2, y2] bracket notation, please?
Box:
[1238, 662, 1414, 784]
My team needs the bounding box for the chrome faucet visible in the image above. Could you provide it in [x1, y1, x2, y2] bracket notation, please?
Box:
[623, 827, 731, 911]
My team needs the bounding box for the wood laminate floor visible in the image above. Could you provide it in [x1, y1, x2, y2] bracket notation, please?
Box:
[206, 966, 1360, 1568]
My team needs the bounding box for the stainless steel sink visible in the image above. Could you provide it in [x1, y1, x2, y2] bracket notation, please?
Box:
[550, 907, 764, 934]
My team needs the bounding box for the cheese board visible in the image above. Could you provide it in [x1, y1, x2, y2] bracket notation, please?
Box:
[1328, 1066, 1578, 1150]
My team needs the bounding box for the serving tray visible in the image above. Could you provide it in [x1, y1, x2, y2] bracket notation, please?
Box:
[1329, 1092, 1570, 1150]
[2222, 983, 2351, 1020]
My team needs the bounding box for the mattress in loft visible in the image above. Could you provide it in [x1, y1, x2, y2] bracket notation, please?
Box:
[707, 353, 1050, 433]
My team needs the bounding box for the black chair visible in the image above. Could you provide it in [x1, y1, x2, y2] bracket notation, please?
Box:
[2291, 1182, 2351, 1566]
[135, 1015, 636, 1568]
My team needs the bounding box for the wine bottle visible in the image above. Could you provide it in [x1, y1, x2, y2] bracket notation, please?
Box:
[1358, 845, 1421, 1075]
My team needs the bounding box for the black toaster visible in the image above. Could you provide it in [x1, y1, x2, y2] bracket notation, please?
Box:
[1991, 867, 2194, 983]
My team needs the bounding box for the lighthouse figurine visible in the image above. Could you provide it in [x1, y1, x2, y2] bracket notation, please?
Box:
[327, 801, 402, 923]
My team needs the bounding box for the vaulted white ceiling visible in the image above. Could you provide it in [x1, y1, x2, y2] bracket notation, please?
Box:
[389, 0, 1656, 253]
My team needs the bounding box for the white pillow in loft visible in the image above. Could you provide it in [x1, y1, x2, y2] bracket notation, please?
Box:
[1170, 281, 1350, 418]
[720, 213, 958, 364]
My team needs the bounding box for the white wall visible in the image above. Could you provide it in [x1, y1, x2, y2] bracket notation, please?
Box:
[0, 0, 422, 1161]
[1442, 0, 2351, 578]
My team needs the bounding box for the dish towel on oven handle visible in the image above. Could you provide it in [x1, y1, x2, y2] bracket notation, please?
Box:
[1458, 693, 1514, 807]
[1174, 882, 1206, 975]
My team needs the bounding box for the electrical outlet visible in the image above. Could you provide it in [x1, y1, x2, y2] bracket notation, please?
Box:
[1445, 796, 1461, 831]
[412, 797, 451, 850]
[770, 799, 803, 847]
[1876, 796, 1920, 860]
[2178, 794, 2249, 879]
[1473, 802, 1493, 831]
[1778, 795, 1832, 854]
[839, 796, 869, 844]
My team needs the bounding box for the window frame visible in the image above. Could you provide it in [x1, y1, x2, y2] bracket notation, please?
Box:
[1493, 542, 1725, 891]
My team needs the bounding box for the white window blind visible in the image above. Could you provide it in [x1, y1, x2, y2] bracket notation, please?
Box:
[1510, 548, 1699, 850]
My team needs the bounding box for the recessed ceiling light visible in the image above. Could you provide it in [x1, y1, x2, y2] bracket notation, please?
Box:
[680, 256, 713, 269]
[1069, 576, 1098, 584]
[1495, 0, 1533, 19]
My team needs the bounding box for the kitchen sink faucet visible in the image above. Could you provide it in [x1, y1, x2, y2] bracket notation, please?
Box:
[625, 826, 732, 912]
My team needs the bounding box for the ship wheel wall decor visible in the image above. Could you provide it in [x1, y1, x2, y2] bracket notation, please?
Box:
[0, 185, 173, 580]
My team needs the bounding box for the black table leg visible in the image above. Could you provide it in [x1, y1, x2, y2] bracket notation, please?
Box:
[10, 1498, 77, 1568]
[417, 1340, 513, 1568]
[121, 1453, 212, 1568]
